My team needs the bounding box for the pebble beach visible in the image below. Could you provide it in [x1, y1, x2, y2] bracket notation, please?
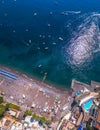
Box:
[0, 66, 71, 122]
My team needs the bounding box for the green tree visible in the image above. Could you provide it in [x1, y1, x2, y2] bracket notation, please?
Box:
[46, 119, 51, 124]
[0, 97, 3, 104]
[24, 110, 32, 116]
[40, 116, 46, 123]
[6, 103, 20, 110]
[87, 125, 92, 130]
[32, 114, 51, 124]
[0, 105, 6, 117]
[33, 114, 39, 120]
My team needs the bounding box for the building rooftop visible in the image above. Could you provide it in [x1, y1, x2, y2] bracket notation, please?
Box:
[84, 113, 90, 122]
[63, 121, 76, 130]
[97, 109, 100, 123]
[95, 122, 100, 130]
[10, 122, 23, 130]
[0, 116, 14, 129]
[24, 116, 45, 130]
[76, 112, 83, 126]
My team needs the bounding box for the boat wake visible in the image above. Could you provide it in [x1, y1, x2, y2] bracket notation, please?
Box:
[61, 11, 81, 16]
[64, 11, 81, 14]
[62, 12, 100, 68]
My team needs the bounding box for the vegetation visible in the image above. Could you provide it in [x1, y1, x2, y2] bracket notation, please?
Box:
[0, 97, 3, 104]
[6, 103, 20, 110]
[24, 110, 51, 124]
[32, 114, 51, 124]
[24, 110, 32, 116]
[87, 125, 92, 130]
[0, 105, 6, 117]
[0, 102, 20, 118]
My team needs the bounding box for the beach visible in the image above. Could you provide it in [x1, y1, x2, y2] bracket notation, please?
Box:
[0, 66, 71, 123]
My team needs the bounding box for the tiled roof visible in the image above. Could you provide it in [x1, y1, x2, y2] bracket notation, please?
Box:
[95, 122, 100, 130]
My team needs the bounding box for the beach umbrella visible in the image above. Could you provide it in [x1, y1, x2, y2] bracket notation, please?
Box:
[28, 83, 32, 86]
[22, 94, 26, 98]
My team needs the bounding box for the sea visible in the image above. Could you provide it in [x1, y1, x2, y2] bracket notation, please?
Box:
[0, 0, 100, 88]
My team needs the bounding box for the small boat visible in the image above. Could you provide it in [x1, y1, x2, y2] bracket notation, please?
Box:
[37, 47, 40, 50]
[42, 35, 45, 38]
[42, 42, 46, 44]
[45, 47, 48, 50]
[50, 12, 53, 15]
[58, 37, 64, 41]
[52, 42, 56, 45]
[25, 29, 29, 32]
[33, 12, 37, 16]
[48, 35, 51, 38]
[13, 30, 16, 33]
[29, 39, 32, 43]
[38, 64, 42, 68]
[61, 12, 68, 16]
[39, 34, 42, 37]
[47, 23, 51, 27]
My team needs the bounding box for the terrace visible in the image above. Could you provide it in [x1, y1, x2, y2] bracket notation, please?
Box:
[7, 108, 20, 118]
[71, 80, 90, 92]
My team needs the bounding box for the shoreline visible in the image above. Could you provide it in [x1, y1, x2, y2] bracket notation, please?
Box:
[0, 66, 71, 97]
[0, 64, 71, 92]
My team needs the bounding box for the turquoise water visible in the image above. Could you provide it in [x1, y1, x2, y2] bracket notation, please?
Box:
[83, 99, 93, 113]
[0, 0, 100, 88]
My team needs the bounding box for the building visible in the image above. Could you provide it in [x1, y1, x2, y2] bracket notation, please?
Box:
[0, 115, 14, 130]
[8, 108, 20, 118]
[10, 121, 23, 130]
[95, 109, 100, 130]
[24, 116, 45, 130]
